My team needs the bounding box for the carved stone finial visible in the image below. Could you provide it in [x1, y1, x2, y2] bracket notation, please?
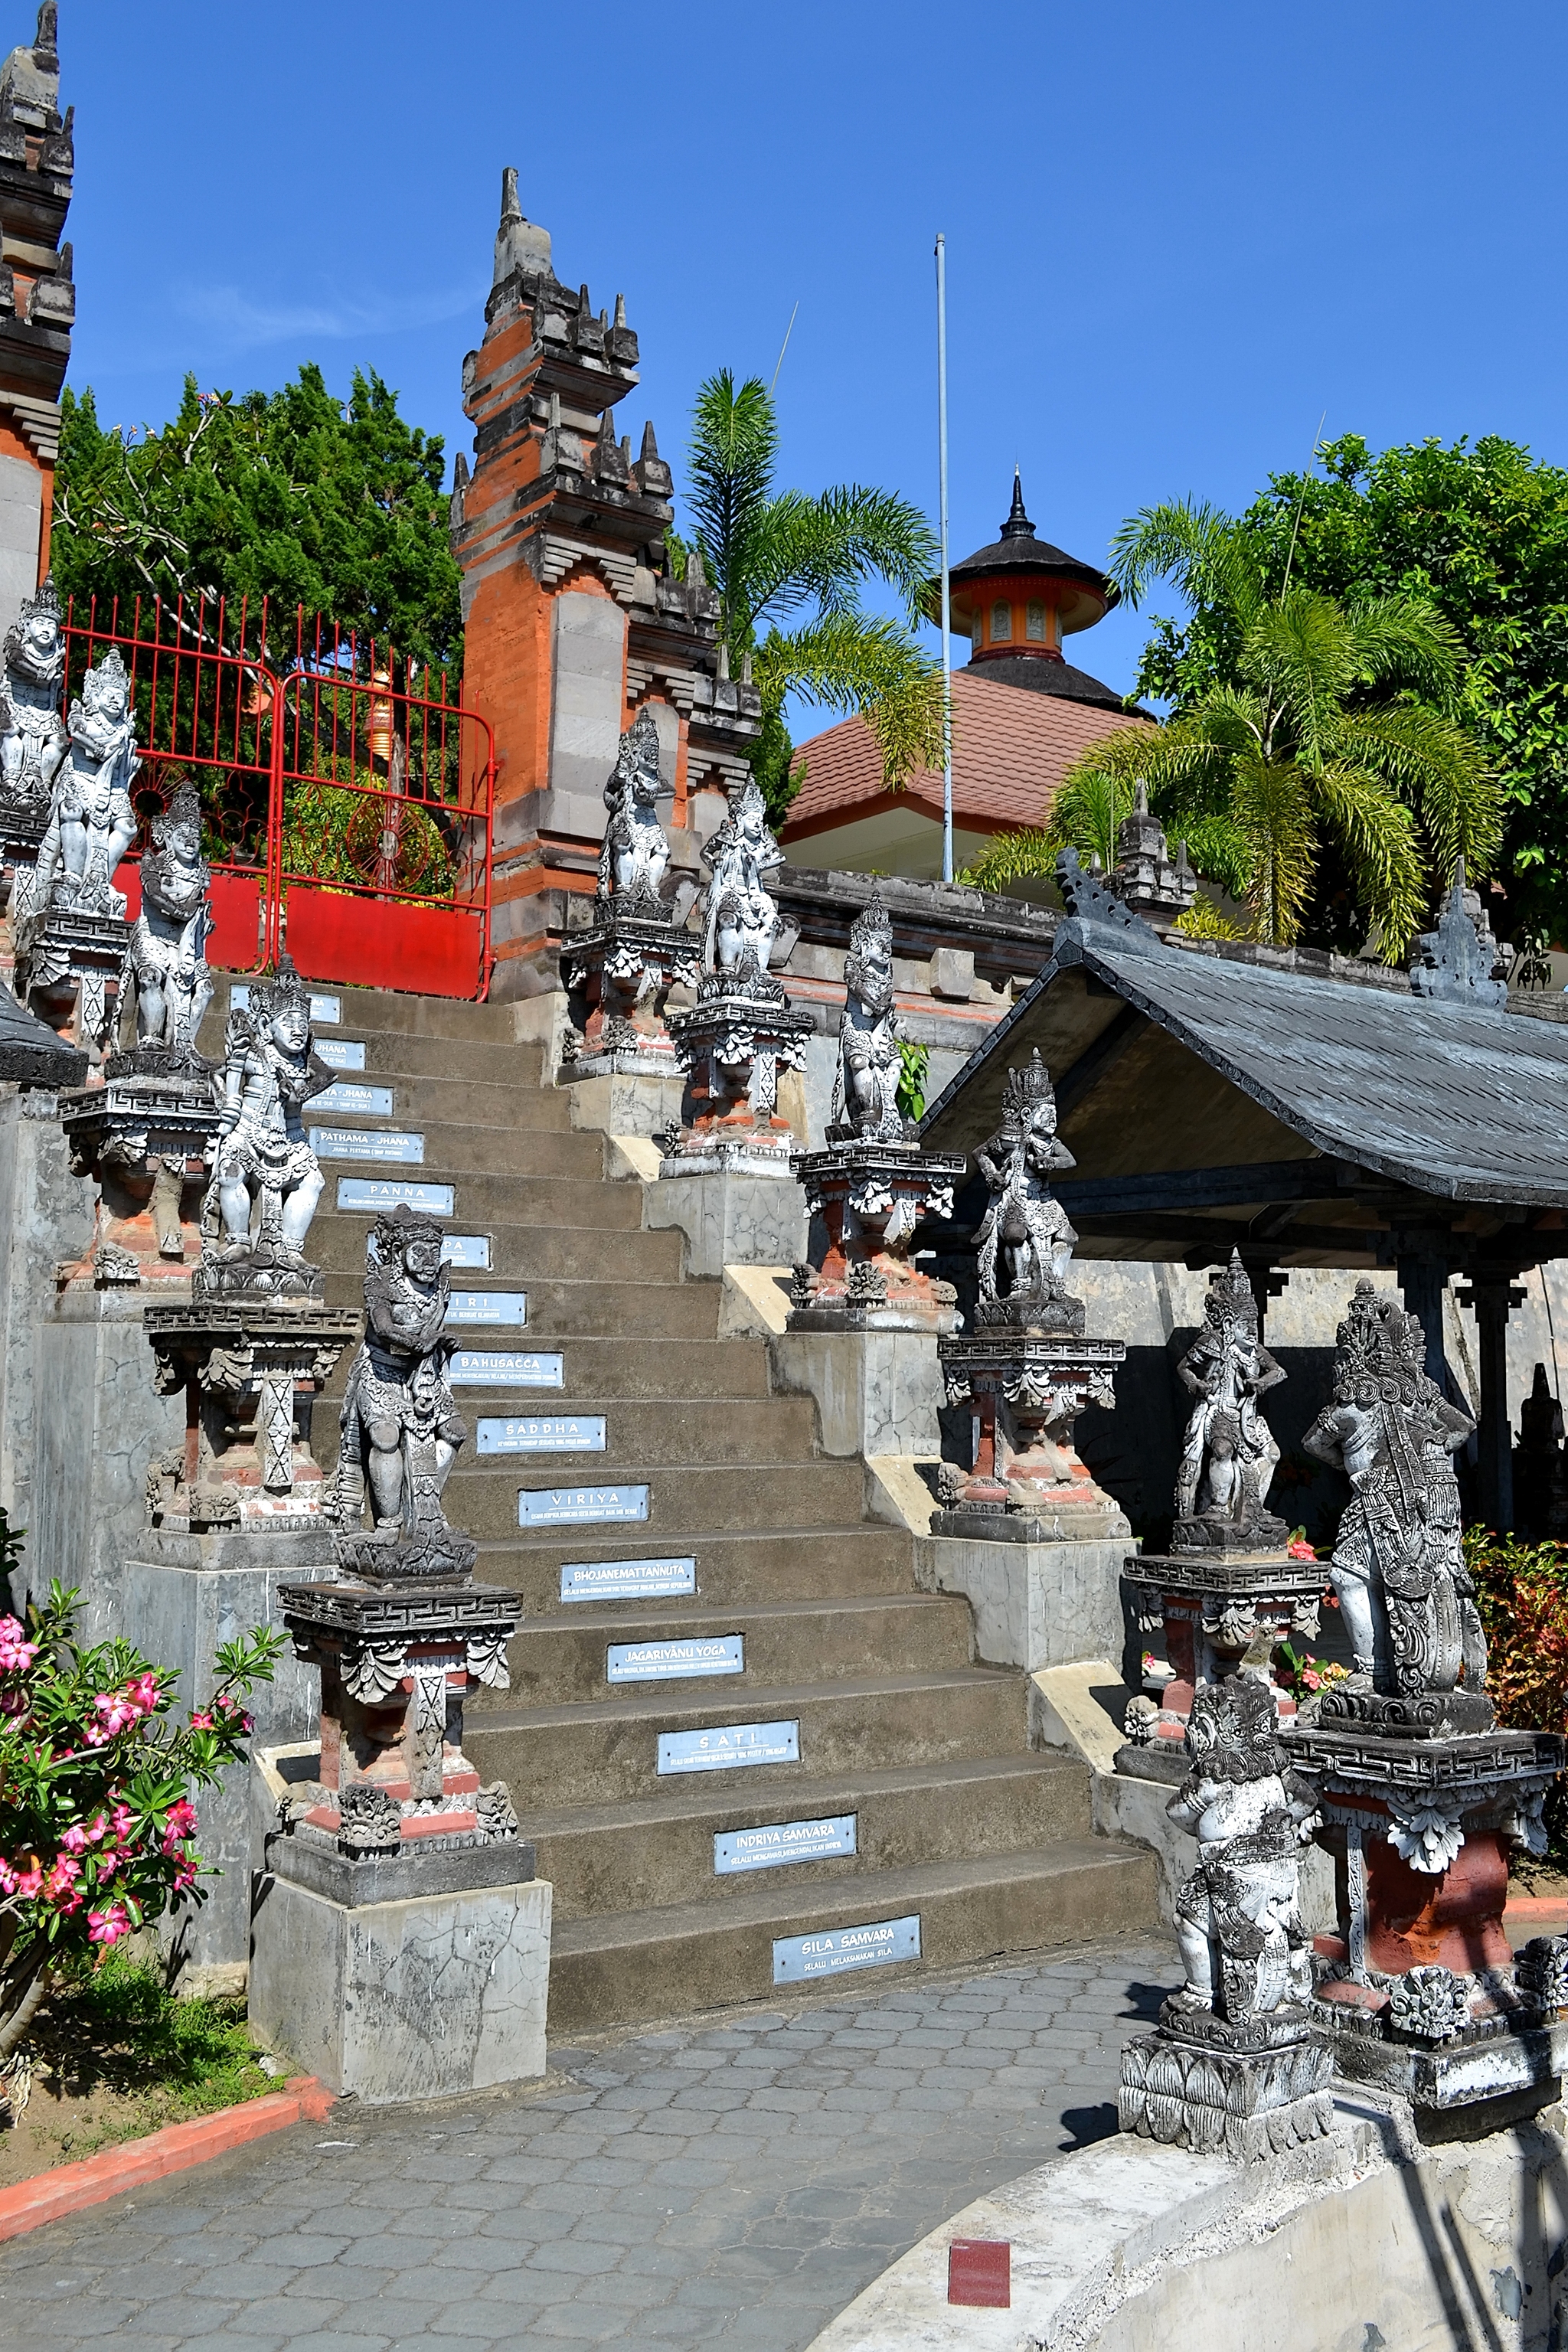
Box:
[1054, 847, 1161, 952]
[1107, 784, 1197, 928]
[1410, 858, 1510, 1008]
[492, 165, 551, 287]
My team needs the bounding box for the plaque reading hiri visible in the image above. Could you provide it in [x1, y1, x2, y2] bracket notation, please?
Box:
[338, 1178, 455, 1215]
[772, 1913, 920, 1984]
[311, 1125, 424, 1165]
[479, 1415, 605, 1453]
[608, 1634, 743, 1684]
[310, 1081, 394, 1119]
[715, 1814, 856, 1874]
[445, 1286, 524, 1324]
[449, 1350, 561, 1388]
[441, 1236, 491, 1269]
[560, 1555, 695, 1603]
[518, 1485, 648, 1527]
[658, 1720, 799, 1775]
[315, 1038, 367, 1071]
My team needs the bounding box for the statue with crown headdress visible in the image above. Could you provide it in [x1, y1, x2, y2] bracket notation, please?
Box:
[1172, 1251, 1289, 1555]
[126, 779, 214, 1063]
[0, 573, 67, 915]
[198, 955, 332, 1294]
[972, 1049, 1084, 1335]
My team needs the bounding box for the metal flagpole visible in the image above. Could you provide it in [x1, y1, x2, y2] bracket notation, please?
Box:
[935, 232, 953, 885]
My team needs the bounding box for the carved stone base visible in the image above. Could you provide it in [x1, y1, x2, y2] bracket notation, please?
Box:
[15, 903, 132, 1060]
[560, 901, 697, 1084]
[1310, 1979, 1568, 2113]
[1171, 1507, 1292, 1554]
[335, 1523, 479, 1583]
[936, 1331, 1128, 1527]
[57, 1064, 217, 1289]
[665, 972, 815, 1174]
[1119, 2007, 1334, 2163]
[789, 1138, 964, 1334]
[1124, 1550, 1325, 1734]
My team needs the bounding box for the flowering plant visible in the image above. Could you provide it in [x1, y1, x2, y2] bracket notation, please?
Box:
[0, 1560, 281, 2060]
[1274, 1640, 1351, 1704]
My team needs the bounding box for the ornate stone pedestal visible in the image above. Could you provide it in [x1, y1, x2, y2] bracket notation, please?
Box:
[560, 901, 696, 1079]
[1120, 1550, 1325, 1762]
[789, 1138, 963, 1331]
[1119, 2000, 1334, 2162]
[0, 798, 47, 924]
[662, 960, 814, 1176]
[1289, 1704, 1568, 2114]
[143, 1272, 358, 1535]
[57, 1054, 217, 1285]
[16, 903, 132, 1059]
[933, 1330, 1126, 1537]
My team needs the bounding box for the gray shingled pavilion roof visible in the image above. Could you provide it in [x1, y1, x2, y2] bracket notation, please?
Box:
[0, 980, 85, 1088]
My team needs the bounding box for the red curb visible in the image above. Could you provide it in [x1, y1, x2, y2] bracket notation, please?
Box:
[0, 2074, 335, 2242]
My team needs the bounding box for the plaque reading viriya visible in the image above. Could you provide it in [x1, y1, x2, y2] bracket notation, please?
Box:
[518, 1485, 649, 1527]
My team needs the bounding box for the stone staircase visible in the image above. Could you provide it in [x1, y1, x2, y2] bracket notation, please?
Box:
[298, 982, 1157, 2034]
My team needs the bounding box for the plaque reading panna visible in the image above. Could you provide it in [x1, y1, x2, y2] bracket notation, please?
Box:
[445, 1287, 524, 1325]
[311, 1126, 424, 1165]
[441, 1236, 492, 1269]
[519, 1485, 648, 1527]
[715, 1814, 856, 1874]
[560, 1556, 695, 1603]
[338, 1178, 454, 1216]
[449, 1350, 560, 1388]
[310, 1081, 394, 1119]
[773, 1913, 920, 1984]
[315, 1038, 367, 1072]
[479, 1415, 606, 1454]
[608, 1635, 743, 1684]
[658, 1720, 799, 1775]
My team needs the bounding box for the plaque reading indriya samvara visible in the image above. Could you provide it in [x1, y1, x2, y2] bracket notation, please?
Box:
[715, 1815, 856, 1873]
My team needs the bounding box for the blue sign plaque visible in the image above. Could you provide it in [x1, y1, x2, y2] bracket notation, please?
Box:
[518, 1485, 648, 1527]
[315, 1038, 367, 1072]
[560, 1555, 695, 1603]
[311, 1126, 424, 1165]
[310, 1082, 394, 1119]
[449, 1350, 561, 1389]
[338, 1178, 454, 1216]
[238, 982, 339, 1023]
[772, 1913, 920, 1985]
[657, 1720, 799, 1775]
[608, 1634, 743, 1685]
[715, 1814, 857, 1874]
[445, 1287, 523, 1325]
[479, 1415, 605, 1453]
[441, 1236, 491, 1269]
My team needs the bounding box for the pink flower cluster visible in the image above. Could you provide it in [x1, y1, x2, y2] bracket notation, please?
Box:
[84, 1672, 161, 1747]
[1286, 1539, 1318, 1561]
[0, 1617, 37, 1673]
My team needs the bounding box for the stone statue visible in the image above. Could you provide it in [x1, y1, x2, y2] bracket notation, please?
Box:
[1168, 1675, 1316, 2025]
[829, 892, 904, 1142]
[128, 780, 213, 1060]
[598, 705, 670, 906]
[32, 643, 138, 917]
[200, 957, 328, 1286]
[332, 1203, 475, 1578]
[1173, 1252, 1287, 1551]
[0, 573, 67, 816]
[972, 1050, 1083, 1333]
[700, 776, 783, 974]
[1302, 1279, 1481, 1701]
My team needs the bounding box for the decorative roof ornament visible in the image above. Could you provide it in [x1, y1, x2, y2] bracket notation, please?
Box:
[1054, 847, 1162, 954]
[1108, 782, 1197, 931]
[1410, 858, 1510, 1009]
[1000, 468, 1034, 541]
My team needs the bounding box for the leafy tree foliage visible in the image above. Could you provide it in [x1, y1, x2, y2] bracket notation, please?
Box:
[1135, 433, 1568, 939]
[679, 371, 945, 825]
[54, 366, 462, 677]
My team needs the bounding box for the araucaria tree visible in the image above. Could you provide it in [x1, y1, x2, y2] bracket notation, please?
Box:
[54, 366, 462, 675]
[680, 371, 945, 823]
[978, 499, 1499, 962]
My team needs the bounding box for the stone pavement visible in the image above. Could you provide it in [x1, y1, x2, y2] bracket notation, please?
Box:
[0, 1932, 1174, 2352]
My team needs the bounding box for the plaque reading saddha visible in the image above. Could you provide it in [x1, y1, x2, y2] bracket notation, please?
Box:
[608, 1634, 742, 1684]
[715, 1814, 857, 1874]
[518, 1485, 648, 1527]
[311, 1126, 424, 1165]
[479, 1415, 605, 1453]
[449, 1350, 561, 1388]
[441, 1236, 491, 1269]
[658, 1720, 799, 1775]
[773, 1913, 920, 1984]
[560, 1556, 695, 1603]
[338, 1178, 455, 1216]
[445, 1287, 524, 1325]
[310, 1081, 394, 1119]
[315, 1039, 367, 1072]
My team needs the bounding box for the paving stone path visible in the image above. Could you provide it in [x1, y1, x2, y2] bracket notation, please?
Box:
[2, 1933, 1174, 2352]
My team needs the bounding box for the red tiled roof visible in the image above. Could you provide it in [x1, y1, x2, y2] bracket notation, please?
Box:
[782, 668, 1152, 842]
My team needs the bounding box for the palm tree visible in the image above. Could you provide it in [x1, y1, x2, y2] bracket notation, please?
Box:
[968, 499, 1501, 961]
[681, 371, 946, 822]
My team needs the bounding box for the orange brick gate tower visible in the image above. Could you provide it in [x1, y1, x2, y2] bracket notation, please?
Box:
[452, 169, 760, 1001]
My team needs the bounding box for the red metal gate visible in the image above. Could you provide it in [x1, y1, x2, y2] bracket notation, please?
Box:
[64, 596, 495, 999]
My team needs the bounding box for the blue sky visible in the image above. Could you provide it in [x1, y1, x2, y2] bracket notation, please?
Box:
[57, 0, 1568, 712]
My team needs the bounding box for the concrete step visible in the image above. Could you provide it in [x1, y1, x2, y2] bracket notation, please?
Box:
[544, 1838, 1160, 2034]
[283, 984, 522, 1045]
[466, 1665, 1028, 1808]
[303, 1119, 626, 1190]
[321, 1338, 771, 1406]
[312, 1077, 591, 1145]
[497, 1591, 974, 1707]
[364, 1458, 868, 1540]
[528, 1754, 1091, 1921]
[435, 1395, 823, 1470]
[311, 1216, 688, 1287]
[469, 1524, 917, 1614]
[312, 1034, 566, 1097]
